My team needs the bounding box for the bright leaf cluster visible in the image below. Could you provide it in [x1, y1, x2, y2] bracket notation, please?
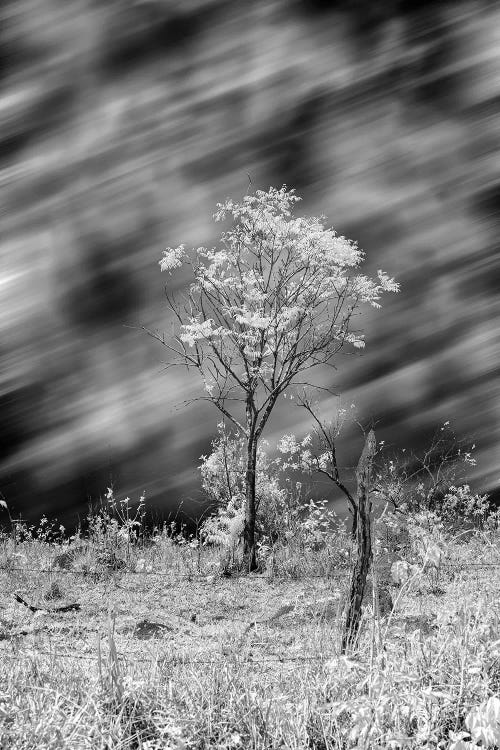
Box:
[158, 186, 399, 436]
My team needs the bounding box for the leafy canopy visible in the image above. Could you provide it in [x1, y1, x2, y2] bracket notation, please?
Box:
[159, 186, 399, 436]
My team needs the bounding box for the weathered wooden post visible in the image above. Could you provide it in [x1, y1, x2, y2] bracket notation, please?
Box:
[341, 429, 376, 653]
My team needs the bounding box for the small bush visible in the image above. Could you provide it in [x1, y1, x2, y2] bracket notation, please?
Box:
[373, 423, 497, 530]
[199, 423, 288, 549]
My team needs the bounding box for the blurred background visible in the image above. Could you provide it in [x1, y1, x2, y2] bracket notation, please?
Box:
[1, 0, 499, 528]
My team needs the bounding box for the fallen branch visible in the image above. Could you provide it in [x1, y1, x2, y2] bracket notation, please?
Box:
[15, 594, 80, 613]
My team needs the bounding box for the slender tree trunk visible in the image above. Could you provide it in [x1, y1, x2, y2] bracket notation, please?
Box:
[243, 436, 258, 571]
[350, 505, 358, 539]
[342, 429, 376, 653]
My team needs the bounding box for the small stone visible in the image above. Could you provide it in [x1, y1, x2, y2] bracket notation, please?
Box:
[133, 619, 174, 639]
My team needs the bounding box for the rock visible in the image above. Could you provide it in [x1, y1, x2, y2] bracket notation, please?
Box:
[133, 619, 174, 639]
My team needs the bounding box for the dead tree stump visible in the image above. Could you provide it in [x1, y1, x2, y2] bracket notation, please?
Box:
[342, 429, 376, 653]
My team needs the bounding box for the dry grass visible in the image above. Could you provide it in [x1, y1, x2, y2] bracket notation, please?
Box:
[1, 527, 500, 749]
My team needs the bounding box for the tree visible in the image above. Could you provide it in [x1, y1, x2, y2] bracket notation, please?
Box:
[342, 428, 377, 652]
[150, 186, 398, 569]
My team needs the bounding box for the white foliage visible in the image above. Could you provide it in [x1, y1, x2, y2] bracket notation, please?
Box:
[158, 186, 399, 410]
[449, 696, 500, 749]
[466, 695, 500, 747]
[423, 542, 443, 570]
[199, 424, 286, 548]
[159, 244, 187, 273]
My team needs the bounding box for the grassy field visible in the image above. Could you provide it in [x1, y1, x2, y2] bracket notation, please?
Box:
[1, 521, 500, 749]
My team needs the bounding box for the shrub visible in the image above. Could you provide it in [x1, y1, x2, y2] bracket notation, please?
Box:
[199, 423, 288, 551]
[373, 424, 498, 534]
[199, 423, 353, 573]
